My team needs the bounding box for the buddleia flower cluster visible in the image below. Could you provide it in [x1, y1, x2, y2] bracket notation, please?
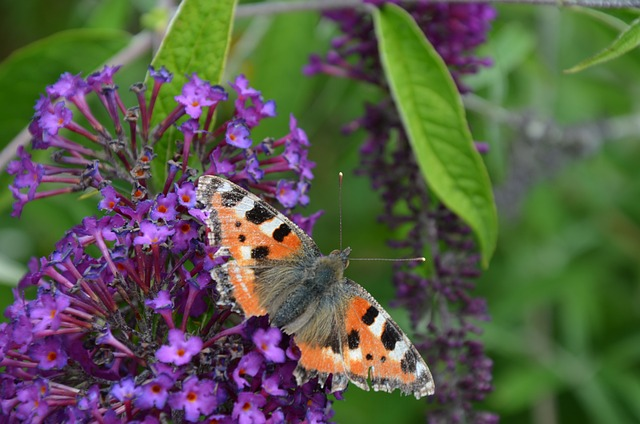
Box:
[306, 1, 498, 422]
[2, 66, 333, 422]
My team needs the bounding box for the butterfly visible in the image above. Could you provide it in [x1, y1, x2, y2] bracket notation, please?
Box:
[196, 175, 434, 398]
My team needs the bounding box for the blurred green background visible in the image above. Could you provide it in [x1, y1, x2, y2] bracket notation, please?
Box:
[1, 1, 640, 423]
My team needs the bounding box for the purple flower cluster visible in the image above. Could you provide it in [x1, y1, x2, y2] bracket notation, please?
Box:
[306, 1, 497, 423]
[3, 67, 335, 421]
[305, 0, 495, 92]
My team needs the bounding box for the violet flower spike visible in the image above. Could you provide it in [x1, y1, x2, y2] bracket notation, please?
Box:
[3, 68, 334, 422]
[308, 1, 497, 422]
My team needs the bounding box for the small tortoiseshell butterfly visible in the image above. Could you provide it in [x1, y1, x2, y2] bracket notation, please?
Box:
[196, 175, 434, 398]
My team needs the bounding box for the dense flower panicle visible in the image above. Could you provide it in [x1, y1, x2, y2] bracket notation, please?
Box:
[307, 1, 497, 422]
[3, 67, 336, 422]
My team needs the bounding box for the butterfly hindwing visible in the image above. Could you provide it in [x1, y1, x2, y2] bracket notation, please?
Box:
[341, 281, 435, 398]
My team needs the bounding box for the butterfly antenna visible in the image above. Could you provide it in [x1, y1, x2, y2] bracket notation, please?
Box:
[338, 172, 344, 251]
[349, 257, 427, 262]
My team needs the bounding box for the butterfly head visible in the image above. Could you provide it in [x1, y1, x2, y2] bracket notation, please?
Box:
[329, 247, 352, 270]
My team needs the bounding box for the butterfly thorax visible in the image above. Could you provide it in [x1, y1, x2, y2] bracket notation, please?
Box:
[256, 248, 352, 346]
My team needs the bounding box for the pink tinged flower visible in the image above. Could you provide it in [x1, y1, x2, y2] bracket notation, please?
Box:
[98, 185, 120, 211]
[28, 293, 70, 332]
[156, 329, 203, 366]
[225, 120, 252, 148]
[133, 220, 175, 245]
[8, 147, 44, 202]
[289, 114, 309, 146]
[275, 180, 298, 209]
[230, 74, 260, 98]
[252, 328, 285, 363]
[232, 392, 266, 424]
[176, 182, 197, 208]
[110, 377, 136, 402]
[172, 220, 199, 250]
[30, 338, 68, 370]
[46, 72, 89, 99]
[39, 101, 72, 136]
[86, 65, 121, 90]
[266, 410, 285, 424]
[14, 380, 50, 420]
[260, 100, 276, 118]
[262, 373, 287, 396]
[306, 408, 328, 424]
[150, 193, 178, 221]
[243, 152, 264, 183]
[209, 146, 235, 175]
[168, 376, 217, 422]
[290, 210, 324, 236]
[135, 374, 173, 409]
[232, 351, 263, 388]
[149, 65, 173, 83]
[207, 415, 235, 424]
[146, 290, 173, 311]
[296, 181, 310, 206]
[175, 73, 226, 119]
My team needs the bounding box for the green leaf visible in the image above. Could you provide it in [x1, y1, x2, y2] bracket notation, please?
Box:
[147, 0, 236, 183]
[565, 17, 640, 74]
[372, 4, 497, 267]
[0, 28, 131, 146]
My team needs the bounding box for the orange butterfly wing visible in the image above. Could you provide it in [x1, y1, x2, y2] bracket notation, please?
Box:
[341, 283, 434, 398]
[196, 175, 319, 316]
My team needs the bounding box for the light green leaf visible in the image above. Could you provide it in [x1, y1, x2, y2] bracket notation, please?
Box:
[147, 0, 236, 183]
[565, 17, 640, 74]
[372, 4, 497, 267]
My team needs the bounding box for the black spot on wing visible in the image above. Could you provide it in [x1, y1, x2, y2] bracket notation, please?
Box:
[347, 329, 360, 350]
[235, 221, 242, 228]
[245, 202, 275, 225]
[361, 306, 379, 326]
[380, 356, 386, 363]
[251, 246, 270, 260]
[325, 333, 341, 354]
[401, 349, 417, 374]
[381, 322, 401, 351]
[366, 353, 373, 361]
[238, 234, 246, 243]
[272, 223, 292, 242]
[221, 189, 244, 207]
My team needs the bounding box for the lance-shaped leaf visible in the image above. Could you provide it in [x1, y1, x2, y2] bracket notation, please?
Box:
[565, 17, 640, 74]
[372, 4, 497, 267]
[147, 0, 236, 181]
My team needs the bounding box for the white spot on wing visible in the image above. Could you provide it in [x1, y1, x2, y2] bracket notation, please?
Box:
[240, 246, 252, 260]
[260, 219, 280, 238]
[219, 182, 233, 192]
[388, 340, 409, 361]
[369, 314, 385, 338]
[321, 347, 343, 365]
[233, 197, 255, 218]
[348, 349, 362, 362]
